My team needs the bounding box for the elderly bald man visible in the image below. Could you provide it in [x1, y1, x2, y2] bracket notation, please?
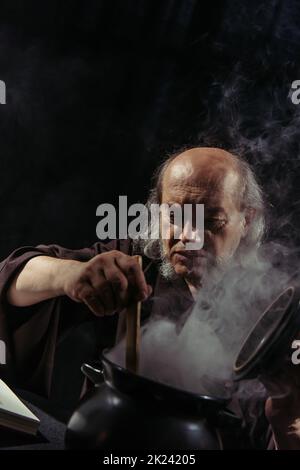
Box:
[7, 148, 261, 310]
[0, 147, 296, 448]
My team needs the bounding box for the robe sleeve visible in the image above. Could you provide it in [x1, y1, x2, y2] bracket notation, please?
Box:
[0, 239, 132, 397]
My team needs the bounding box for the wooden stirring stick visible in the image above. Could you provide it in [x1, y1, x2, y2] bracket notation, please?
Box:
[126, 255, 142, 374]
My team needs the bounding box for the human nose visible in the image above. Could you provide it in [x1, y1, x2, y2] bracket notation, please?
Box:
[179, 220, 204, 250]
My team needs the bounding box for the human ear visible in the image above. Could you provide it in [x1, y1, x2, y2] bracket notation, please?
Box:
[241, 208, 256, 237]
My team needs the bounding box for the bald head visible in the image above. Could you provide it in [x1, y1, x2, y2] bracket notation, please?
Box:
[162, 147, 242, 209]
[167, 147, 239, 169]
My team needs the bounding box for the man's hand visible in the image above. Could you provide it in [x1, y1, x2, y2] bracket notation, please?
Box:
[63, 251, 152, 316]
[261, 358, 300, 449]
[7, 251, 152, 315]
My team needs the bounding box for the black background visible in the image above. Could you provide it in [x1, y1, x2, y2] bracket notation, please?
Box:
[0, 0, 300, 258]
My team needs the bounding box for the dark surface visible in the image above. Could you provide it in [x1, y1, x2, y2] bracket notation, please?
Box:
[0, 389, 66, 450]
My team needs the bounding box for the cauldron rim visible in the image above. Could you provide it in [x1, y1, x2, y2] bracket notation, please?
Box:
[233, 285, 300, 379]
[101, 349, 230, 411]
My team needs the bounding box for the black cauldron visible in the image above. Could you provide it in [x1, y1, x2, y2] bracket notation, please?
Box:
[65, 352, 241, 450]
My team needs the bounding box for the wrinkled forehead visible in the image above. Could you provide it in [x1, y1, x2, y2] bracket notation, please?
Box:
[162, 159, 240, 206]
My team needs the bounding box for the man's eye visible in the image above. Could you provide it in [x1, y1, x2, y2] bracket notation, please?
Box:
[205, 218, 227, 232]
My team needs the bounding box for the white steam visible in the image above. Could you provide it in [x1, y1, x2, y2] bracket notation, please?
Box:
[108, 243, 296, 399]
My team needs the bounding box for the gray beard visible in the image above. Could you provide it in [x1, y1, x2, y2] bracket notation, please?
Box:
[159, 256, 179, 281]
[133, 237, 233, 285]
[158, 240, 178, 281]
[158, 241, 231, 286]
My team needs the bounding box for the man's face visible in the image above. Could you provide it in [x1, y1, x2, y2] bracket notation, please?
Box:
[160, 151, 248, 286]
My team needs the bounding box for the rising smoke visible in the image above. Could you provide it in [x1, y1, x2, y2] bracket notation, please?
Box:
[108, 1, 300, 401]
[108, 241, 299, 399]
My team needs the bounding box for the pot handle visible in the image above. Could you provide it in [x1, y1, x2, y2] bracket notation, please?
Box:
[81, 362, 104, 385]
